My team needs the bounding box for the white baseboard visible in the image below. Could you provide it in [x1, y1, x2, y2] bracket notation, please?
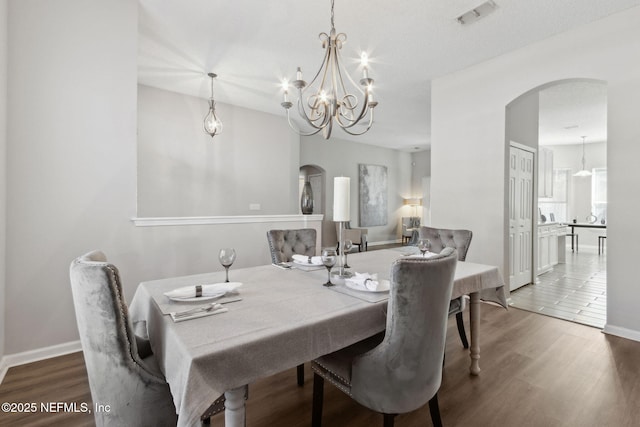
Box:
[602, 324, 640, 342]
[0, 340, 82, 384]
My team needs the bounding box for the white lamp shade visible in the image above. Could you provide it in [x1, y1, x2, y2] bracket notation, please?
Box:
[333, 177, 350, 222]
[403, 198, 422, 206]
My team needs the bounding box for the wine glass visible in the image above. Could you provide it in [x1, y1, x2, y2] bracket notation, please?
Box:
[218, 248, 236, 282]
[417, 239, 431, 257]
[343, 239, 353, 268]
[321, 248, 337, 287]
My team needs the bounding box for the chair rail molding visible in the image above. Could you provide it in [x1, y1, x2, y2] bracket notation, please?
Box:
[131, 214, 324, 227]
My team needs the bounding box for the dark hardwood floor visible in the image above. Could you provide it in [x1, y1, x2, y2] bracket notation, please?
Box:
[2, 303, 640, 427]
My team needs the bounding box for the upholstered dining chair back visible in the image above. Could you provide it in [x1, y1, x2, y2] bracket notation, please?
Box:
[419, 226, 472, 261]
[419, 225, 473, 349]
[266, 228, 316, 264]
[334, 222, 368, 252]
[349, 247, 457, 414]
[69, 251, 177, 427]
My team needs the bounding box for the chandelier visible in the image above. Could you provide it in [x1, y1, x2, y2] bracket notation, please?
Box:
[203, 72, 223, 138]
[280, 0, 378, 139]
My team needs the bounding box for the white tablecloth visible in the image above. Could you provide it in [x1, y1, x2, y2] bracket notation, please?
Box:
[129, 249, 506, 427]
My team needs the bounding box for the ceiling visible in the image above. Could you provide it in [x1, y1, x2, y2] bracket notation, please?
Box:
[138, 0, 639, 151]
[538, 81, 607, 146]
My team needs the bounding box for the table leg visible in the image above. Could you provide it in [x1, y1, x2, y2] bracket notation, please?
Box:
[224, 386, 246, 427]
[469, 292, 481, 375]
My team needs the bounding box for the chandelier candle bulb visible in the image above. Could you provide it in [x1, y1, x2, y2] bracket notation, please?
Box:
[333, 177, 350, 222]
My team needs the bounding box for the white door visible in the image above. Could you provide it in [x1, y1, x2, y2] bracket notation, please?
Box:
[509, 145, 534, 291]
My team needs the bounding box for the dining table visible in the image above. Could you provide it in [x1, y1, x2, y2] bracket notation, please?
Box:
[565, 222, 606, 233]
[129, 248, 506, 427]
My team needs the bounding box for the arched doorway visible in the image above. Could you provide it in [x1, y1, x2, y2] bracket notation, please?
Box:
[506, 78, 608, 328]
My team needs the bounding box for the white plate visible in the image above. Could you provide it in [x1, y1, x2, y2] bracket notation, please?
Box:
[345, 279, 390, 293]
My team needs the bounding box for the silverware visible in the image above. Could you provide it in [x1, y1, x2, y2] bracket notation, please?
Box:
[272, 262, 292, 269]
[173, 303, 221, 318]
[172, 297, 242, 318]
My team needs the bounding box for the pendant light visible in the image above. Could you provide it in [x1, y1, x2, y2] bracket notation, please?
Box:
[203, 72, 223, 138]
[573, 136, 592, 177]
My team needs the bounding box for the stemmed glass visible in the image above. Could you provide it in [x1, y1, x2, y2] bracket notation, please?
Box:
[343, 239, 353, 268]
[417, 239, 431, 257]
[321, 248, 337, 287]
[218, 248, 236, 282]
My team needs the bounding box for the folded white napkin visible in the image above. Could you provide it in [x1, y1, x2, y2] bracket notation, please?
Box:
[164, 282, 242, 300]
[345, 272, 390, 292]
[292, 254, 323, 265]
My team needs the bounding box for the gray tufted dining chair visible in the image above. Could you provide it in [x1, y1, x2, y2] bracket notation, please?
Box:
[69, 250, 180, 426]
[419, 226, 473, 349]
[266, 228, 317, 386]
[311, 247, 458, 427]
[266, 228, 317, 264]
[70, 251, 233, 426]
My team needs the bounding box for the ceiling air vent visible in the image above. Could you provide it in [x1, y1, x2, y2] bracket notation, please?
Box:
[456, 1, 497, 25]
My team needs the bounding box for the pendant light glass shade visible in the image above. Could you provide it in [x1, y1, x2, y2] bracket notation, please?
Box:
[204, 73, 223, 138]
[573, 136, 592, 177]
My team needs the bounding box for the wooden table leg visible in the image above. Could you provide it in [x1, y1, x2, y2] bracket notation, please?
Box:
[224, 386, 247, 427]
[469, 292, 481, 375]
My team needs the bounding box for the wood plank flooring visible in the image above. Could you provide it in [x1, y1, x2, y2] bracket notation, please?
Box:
[2, 303, 640, 427]
[509, 246, 606, 328]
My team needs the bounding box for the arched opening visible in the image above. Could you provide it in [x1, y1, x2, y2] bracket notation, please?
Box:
[506, 78, 607, 328]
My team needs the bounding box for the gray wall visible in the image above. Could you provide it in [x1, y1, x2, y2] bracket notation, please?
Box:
[411, 150, 430, 196]
[138, 85, 299, 217]
[300, 135, 412, 247]
[5, 0, 139, 354]
[506, 90, 539, 150]
[0, 0, 7, 359]
[2, 0, 316, 357]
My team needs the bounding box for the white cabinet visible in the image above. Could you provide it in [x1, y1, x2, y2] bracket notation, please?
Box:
[537, 224, 566, 275]
[538, 231, 551, 272]
[538, 148, 554, 198]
